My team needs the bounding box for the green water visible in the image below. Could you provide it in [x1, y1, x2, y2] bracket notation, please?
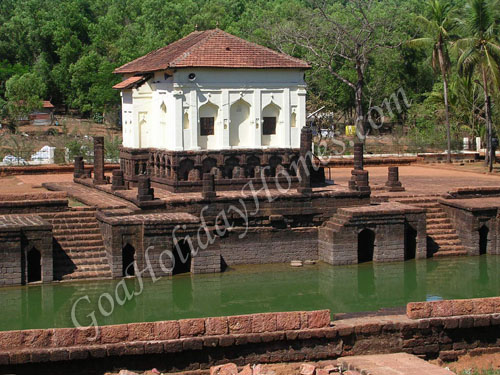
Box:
[1, 255, 500, 331]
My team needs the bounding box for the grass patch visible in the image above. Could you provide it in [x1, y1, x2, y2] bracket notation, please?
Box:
[459, 369, 500, 375]
[68, 197, 87, 207]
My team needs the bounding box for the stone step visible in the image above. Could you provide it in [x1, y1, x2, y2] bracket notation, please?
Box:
[431, 237, 462, 247]
[57, 239, 104, 248]
[60, 271, 112, 281]
[47, 217, 97, 224]
[40, 211, 96, 219]
[395, 197, 440, 204]
[427, 223, 454, 230]
[54, 251, 107, 262]
[434, 250, 468, 257]
[427, 218, 449, 224]
[53, 233, 103, 242]
[52, 223, 100, 230]
[424, 207, 444, 213]
[427, 229, 457, 235]
[426, 212, 447, 219]
[327, 217, 350, 227]
[432, 233, 460, 241]
[73, 263, 111, 272]
[59, 245, 105, 253]
[53, 227, 101, 235]
[412, 202, 440, 208]
[435, 244, 466, 252]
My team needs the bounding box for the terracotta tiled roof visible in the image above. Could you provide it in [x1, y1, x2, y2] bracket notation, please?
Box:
[112, 75, 147, 89]
[42, 101, 54, 108]
[113, 29, 310, 74]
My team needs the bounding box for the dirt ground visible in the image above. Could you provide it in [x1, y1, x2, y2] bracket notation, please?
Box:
[0, 164, 499, 196]
[433, 353, 500, 374]
[0, 115, 121, 156]
[331, 164, 500, 195]
[0, 173, 74, 194]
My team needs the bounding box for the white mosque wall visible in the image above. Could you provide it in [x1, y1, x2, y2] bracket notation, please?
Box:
[119, 68, 307, 151]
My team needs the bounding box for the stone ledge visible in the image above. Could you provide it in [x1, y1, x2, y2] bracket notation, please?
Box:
[407, 297, 500, 319]
[0, 310, 331, 354]
[2, 328, 336, 365]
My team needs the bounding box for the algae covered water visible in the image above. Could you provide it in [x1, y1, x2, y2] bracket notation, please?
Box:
[1, 255, 499, 331]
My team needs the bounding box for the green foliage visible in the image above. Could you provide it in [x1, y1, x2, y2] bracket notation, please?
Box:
[104, 133, 121, 162]
[4, 72, 46, 121]
[459, 369, 500, 375]
[0, 0, 498, 147]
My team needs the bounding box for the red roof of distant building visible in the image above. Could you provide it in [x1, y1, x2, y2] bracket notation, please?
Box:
[113, 29, 310, 74]
[112, 75, 148, 89]
[42, 101, 54, 108]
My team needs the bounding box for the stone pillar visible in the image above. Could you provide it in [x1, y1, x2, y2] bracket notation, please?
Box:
[297, 126, 312, 195]
[349, 142, 366, 191]
[385, 166, 405, 192]
[202, 173, 216, 200]
[354, 142, 364, 170]
[137, 175, 154, 202]
[73, 156, 85, 179]
[93, 136, 106, 185]
[355, 170, 370, 193]
[111, 170, 126, 191]
[349, 169, 370, 192]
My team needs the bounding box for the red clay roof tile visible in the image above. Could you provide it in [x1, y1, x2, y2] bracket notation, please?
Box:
[112, 75, 147, 89]
[113, 29, 309, 74]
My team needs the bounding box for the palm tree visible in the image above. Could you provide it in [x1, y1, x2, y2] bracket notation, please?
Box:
[408, 0, 456, 163]
[455, 0, 500, 171]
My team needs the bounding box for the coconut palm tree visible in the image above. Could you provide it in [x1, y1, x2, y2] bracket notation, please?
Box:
[408, 0, 456, 162]
[455, 0, 500, 170]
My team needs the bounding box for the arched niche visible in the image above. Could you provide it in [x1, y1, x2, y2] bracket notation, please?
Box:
[198, 101, 219, 149]
[183, 112, 190, 130]
[291, 112, 297, 128]
[262, 102, 281, 146]
[27, 247, 41, 283]
[229, 99, 251, 147]
[122, 243, 136, 277]
[358, 228, 375, 263]
[138, 112, 149, 148]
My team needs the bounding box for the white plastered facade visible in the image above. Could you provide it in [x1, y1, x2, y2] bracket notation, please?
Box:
[120, 68, 307, 151]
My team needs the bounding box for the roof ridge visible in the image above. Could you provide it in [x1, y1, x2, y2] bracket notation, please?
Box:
[215, 29, 309, 66]
[113, 31, 206, 73]
[170, 29, 219, 67]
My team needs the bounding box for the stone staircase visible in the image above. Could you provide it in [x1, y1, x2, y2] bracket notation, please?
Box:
[40, 208, 112, 281]
[394, 197, 467, 257]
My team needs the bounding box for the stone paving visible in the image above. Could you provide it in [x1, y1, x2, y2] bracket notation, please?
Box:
[42, 181, 137, 210]
[338, 353, 455, 375]
[0, 165, 496, 210]
[0, 214, 51, 230]
[332, 165, 500, 197]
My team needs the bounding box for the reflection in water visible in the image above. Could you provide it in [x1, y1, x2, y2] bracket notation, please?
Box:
[0, 255, 499, 331]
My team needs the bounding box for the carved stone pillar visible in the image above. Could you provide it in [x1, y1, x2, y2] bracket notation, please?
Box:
[202, 173, 216, 200]
[385, 166, 405, 192]
[137, 175, 154, 202]
[297, 126, 312, 195]
[111, 170, 126, 191]
[73, 156, 84, 179]
[93, 136, 106, 185]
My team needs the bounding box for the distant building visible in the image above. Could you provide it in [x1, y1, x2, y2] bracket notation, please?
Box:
[31, 101, 55, 126]
[113, 29, 310, 191]
[16, 101, 55, 126]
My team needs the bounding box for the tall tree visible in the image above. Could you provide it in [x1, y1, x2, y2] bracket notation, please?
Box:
[455, 0, 500, 170]
[408, 0, 456, 162]
[268, 0, 405, 140]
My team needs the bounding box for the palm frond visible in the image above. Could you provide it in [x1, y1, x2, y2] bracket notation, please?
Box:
[484, 47, 500, 88]
[406, 37, 434, 49]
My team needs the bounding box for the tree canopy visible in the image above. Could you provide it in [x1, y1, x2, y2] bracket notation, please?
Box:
[0, 0, 498, 149]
